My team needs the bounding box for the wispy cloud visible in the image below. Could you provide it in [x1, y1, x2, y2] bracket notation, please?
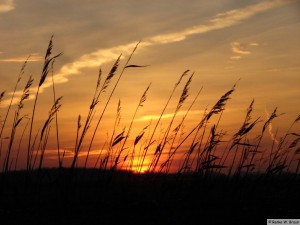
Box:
[48, 1, 290, 88]
[33, 148, 107, 160]
[230, 55, 242, 60]
[0, 0, 14, 13]
[0, 54, 43, 62]
[228, 41, 260, 63]
[135, 110, 203, 122]
[231, 42, 252, 55]
[148, 1, 290, 45]
[1, 0, 294, 107]
[249, 42, 259, 46]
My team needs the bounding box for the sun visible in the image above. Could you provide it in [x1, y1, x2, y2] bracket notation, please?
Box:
[128, 158, 150, 174]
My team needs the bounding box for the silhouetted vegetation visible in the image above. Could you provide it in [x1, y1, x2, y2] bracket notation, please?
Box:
[0, 37, 299, 224]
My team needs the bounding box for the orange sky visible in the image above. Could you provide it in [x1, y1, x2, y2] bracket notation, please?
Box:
[0, 0, 299, 173]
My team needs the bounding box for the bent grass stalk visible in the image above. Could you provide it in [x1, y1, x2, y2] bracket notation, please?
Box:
[161, 87, 202, 173]
[83, 63, 117, 169]
[1, 37, 300, 183]
[27, 36, 62, 171]
[250, 107, 281, 176]
[139, 70, 189, 173]
[108, 100, 122, 166]
[227, 99, 260, 176]
[0, 56, 30, 141]
[111, 83, 151, 170]
[71, 59, 116, 171]
[51, 60, 62, 168]
[3, 76, 34, 173]
[86, 42, 142, 168]
[14, 118, 29, 172]
[162, 84, 236, 173]
[30, 129, 40, 170]
[33, 97, 62, 172]
[150, 73, 193, 172]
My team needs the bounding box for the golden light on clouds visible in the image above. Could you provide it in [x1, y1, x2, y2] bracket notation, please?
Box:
[0, 54, 42, 62]
[230, 42, 252, 55]
[0, 0, 293, 105]
[0, 0, 14, 13]
[135, 110, 203, 122]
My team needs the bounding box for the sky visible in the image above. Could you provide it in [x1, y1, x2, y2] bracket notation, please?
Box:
[0, 0, 299, 172]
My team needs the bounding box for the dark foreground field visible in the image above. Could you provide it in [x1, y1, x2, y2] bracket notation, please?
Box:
[0, 169, 299, 225]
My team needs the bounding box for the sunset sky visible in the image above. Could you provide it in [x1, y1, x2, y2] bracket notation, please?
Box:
[0, 0, 299, 171]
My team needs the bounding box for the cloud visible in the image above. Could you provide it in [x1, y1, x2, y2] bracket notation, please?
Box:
[228, 41, 260, 63]
[0, 54, 43, 62]
[230, 42, 252, 55]
[33, 148, 107, 160]
[0, 0, 14, 13]
[48, 0, 290, 88]
[230, 55, 242, 60]
[1, 0, 294, 107]
[135, 110, 203, 122]
[210, 0, 291, 24]
[149, 1, 291, 46]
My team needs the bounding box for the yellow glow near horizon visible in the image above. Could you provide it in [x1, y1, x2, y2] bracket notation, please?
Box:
[129, 157, 150, 174]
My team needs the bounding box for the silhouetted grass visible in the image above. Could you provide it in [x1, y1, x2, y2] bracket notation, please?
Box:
[0, 37, 299, 224]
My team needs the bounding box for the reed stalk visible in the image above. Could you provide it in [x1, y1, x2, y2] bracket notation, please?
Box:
[150, 73, 193, 172]
[26, 36, 62, 171]
[3, 76, 33, 173]
[86, 42, 143, 166]
[111, 83, 151, 170]
[51, 60, 62, 168]
[0, 56, 29, 141]
[139, 70, 189, 173]
[249, 107, 281, 175]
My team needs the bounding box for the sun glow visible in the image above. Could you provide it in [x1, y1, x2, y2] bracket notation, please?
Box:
[129, 157, 150, 174]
